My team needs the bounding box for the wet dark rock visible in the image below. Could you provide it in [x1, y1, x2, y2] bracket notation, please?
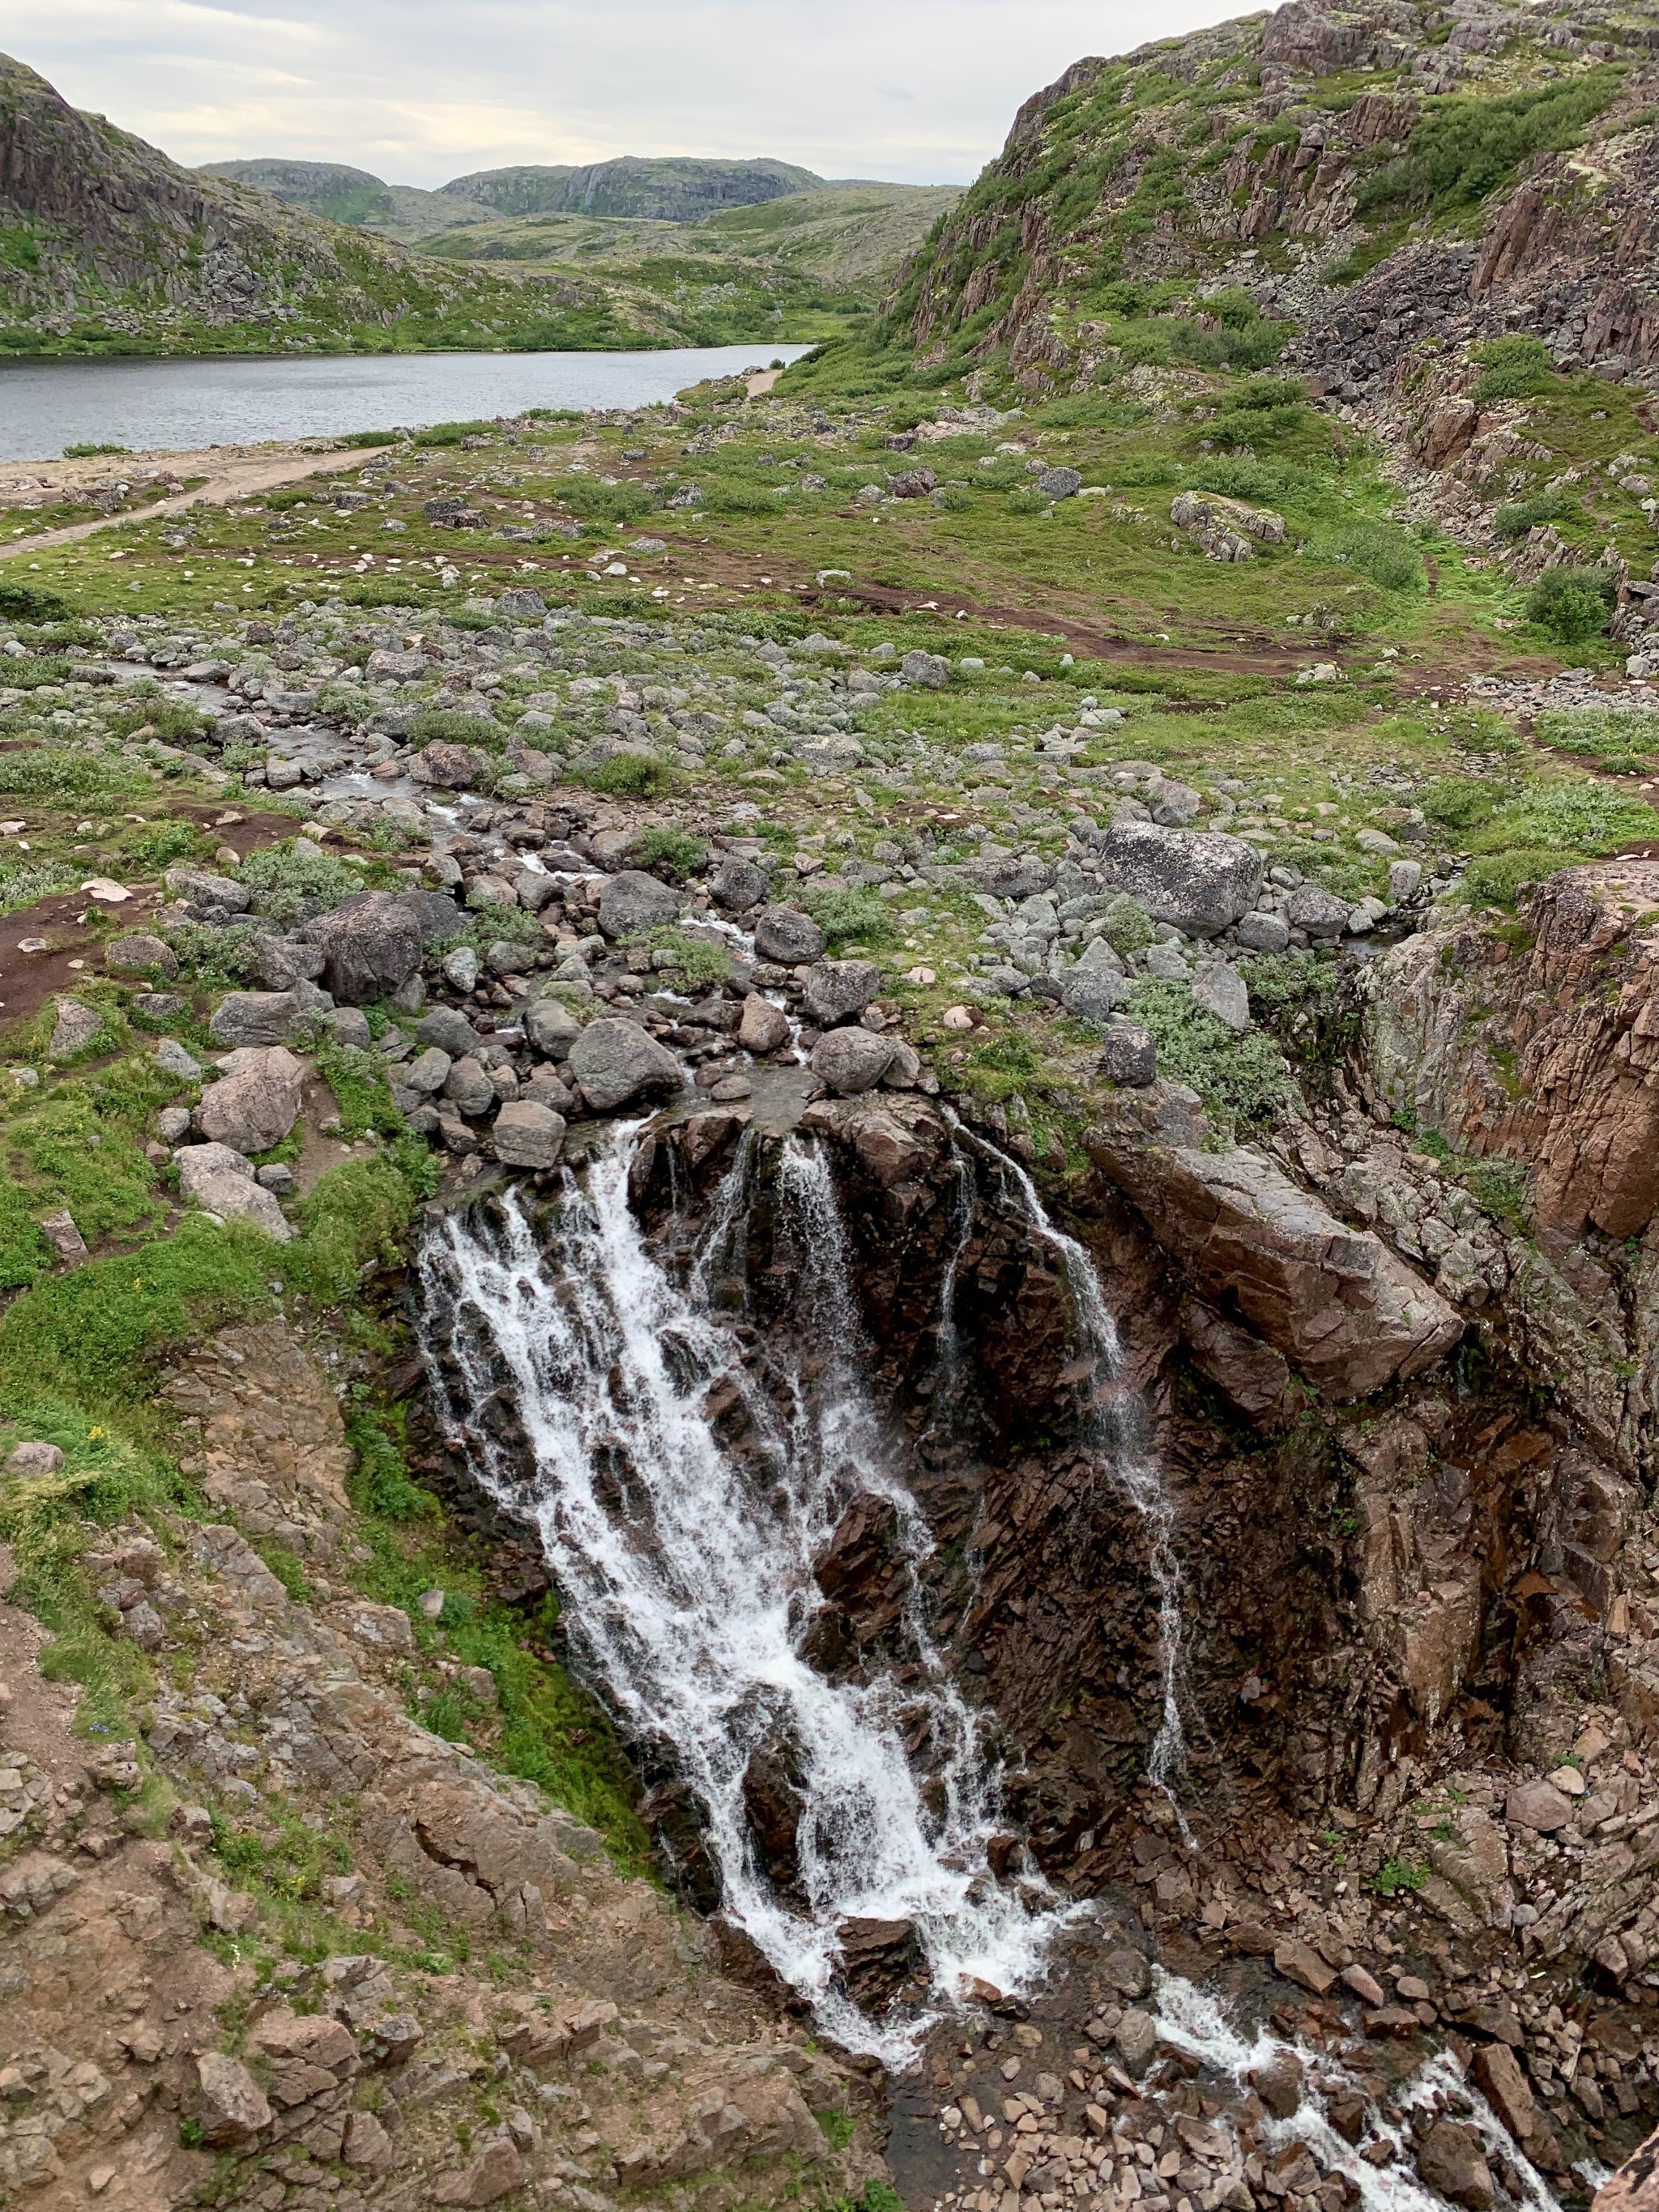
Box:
[1416, 2120, 1495, 2211]
[835, 1915, 923, 2010]
[741, 1738, 806, 1893]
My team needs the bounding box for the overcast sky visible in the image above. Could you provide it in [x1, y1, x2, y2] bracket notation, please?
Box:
[9, 0, 1242, 188]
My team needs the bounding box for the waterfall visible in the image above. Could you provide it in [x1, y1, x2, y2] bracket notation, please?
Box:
[417, 1126, 1072, 2061]
[957, 1123, 1192, 1807]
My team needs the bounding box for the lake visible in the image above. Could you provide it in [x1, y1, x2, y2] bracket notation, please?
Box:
[0, 343, 817, 463]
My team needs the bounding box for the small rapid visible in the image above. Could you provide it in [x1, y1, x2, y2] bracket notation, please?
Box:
[417, 1125, 1072, 2060]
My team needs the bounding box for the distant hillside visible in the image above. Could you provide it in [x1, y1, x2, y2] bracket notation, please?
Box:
[0, 53, 665, 356]
[438, 156, 824, 222]
[198, 159, 499, 245]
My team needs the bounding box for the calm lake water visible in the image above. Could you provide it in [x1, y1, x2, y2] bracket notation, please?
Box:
[0, 344, 817, 462]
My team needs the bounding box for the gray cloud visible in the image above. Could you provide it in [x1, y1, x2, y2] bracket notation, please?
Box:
[11, 0, 1236, 187]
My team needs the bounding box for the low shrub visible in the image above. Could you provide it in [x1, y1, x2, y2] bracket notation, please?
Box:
[0, 583, 73, 622]
[239, 838, 365, 923]
[583, 752, 673, 799]
[1536, 703, 1659, 772]
[1309, 521, 1423, 592]
[1494, 488, 1576, 539]
[1126, 978, 1293, 1133]
[803, 884, 895, 948]
[1528, 564, 1617, 644]
[1471, 335, 1557, 405]
[632, 826, 708, 880]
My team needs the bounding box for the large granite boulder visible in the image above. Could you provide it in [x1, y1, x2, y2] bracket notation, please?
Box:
[193, 1047, 305, 1155]
[567, 1018, 684, 1112]
[1096, 820, 1263, 938]
[302, 891, 423, 1004]
[596, 870, 687, 941]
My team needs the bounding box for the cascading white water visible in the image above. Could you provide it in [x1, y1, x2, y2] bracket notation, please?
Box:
[957, 1125, 1192, 1803]
[418, 1126, 1072, 2061]
[1151, 1970, 1563, 2212]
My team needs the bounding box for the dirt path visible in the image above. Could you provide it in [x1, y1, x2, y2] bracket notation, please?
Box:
[0, 445, 376, 563]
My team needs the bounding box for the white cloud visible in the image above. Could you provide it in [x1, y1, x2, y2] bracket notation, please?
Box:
[11, 0, 1240, 187]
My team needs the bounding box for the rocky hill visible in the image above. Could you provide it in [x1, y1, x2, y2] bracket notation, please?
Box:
[439, 156, 823, 222]
[884, 0, 1659, 413]
[196, 160, 501, 246]
[0, 57, 639, 356]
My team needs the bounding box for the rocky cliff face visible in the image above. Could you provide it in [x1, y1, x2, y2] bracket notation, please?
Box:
[888, 0, 1659, 418]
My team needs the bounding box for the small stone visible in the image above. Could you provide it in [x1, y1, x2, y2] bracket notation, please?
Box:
[1340, 1963, 1386, 2006]
[157, 1106, 192, 1144]
[1114, 2010, 1158, 2078]
[6, 1440, 65, 1477]
[443, 945, 480, 993]
[326, 1006, 373, 1049]
[1548, 1764, 1588, 1796]
[255, 1163, 296, 1196]
[194, 1046, 305, 1154]
[1416, 2120, 1494, 2211]
[39, 1209, 88, 1267]
[419, 1588, 446, 1620]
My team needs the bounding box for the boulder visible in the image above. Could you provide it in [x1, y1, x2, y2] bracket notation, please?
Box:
[403, 1048, 452, 1094]
[433, 2140, 527, 2208]
[419, 741, 484, 788]
[810, 1028, 894, 1097]
[836, 1915, 923, 2007]
[899, 650, 949, 688]
[1089, 1097, 1463, 1396]
[41, 1210, 87, 1267]
[1060, 969, 1131, 1026]
[49, 998, 103, 1059]
[567, 1018, 685, 1112]
[303, 890, 424, 1004]
[958, 854, 1056, 901]
[1115, 2010, 1158, 2078]
[417, 1007, 482, 1059]
[753, 906, 825, 965]
[496, 587, 548, 619]
[442, 1056, 497, 1118]
[402, 889, 466, 943]
[1098, 1021, 1157, 1087]
[738, 993, 791, 1054]
[1285, 882, 1353, 939]
[164, 867, 249, 917]
[1416, 2121, 1495, 2212]
[1504, 1779, 1575, 1833]
[1471, 2043, 1537, 2144]
[1238, 910, 1290, 953]
[175, 1144, 293, 1240]
[193, 1046, 305, 1155]
[492, 1101, 566, 1170]
[6, 1440, 64, 1477]
[597, 869, 687, 941]
[1193, 963, 1251, 1032]
[1249, 2049, 1303, 2119]
[712, 856, 770, 912]
[1038, 466, 1083, 498]
[1096, 819, 1263, 938]
[195, 2052, 271, 2149]
[106, 932, 179, 980]
[802, 960, 880, 1028]
[207, 991, 299, 1047]
[1273, 1938, 1337, 1997]
[156, 1038, 203, 1080]
[525, 997, 582, 1061]
[1596, 2123, 1659, 2212]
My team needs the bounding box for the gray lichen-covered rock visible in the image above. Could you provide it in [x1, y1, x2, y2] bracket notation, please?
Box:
[1098, 1020, 1158, 1087]
[1096, 819, 1263, 938]
[753, 906, 825, 965]
[1192, 962, 1251, 1032]
[207, 991, 300, 1047]
[810, 1028, 893, 1096]
[524, 996, 582, 1060]
[195, 2050, 272, 2148]
[492, 1100, 567, 1169]
[1285, 882, 1353, 938]
[417, 1006, 482, 1059]
[48, 997, 104, 1059]
[193, 1046, 305, 1155]
[105, 931, 180, 980]
[1060, 968, 1131, 1026]
[711, 855, 770, 913]
[302, 890, 424, 1004]
[567, 1017, 684, 1111]
[958, 853, 1056, 901]
[596, 869, 687, 941]
[175, 1144, 293, 1240]
[802, 960, 880, 1029]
